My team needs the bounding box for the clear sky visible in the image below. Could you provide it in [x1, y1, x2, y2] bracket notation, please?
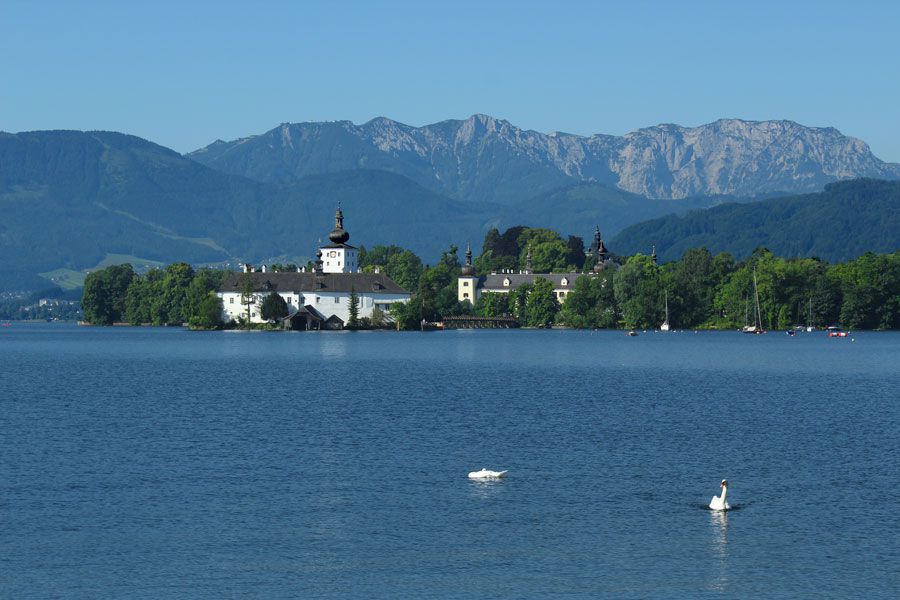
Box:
[2, 0, 899, 160]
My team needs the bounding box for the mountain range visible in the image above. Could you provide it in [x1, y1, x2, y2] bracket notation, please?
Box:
[188, 115, 900, 203]
[1, 115, 898, 292]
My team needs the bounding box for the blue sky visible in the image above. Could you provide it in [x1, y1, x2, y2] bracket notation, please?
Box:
[2, 1, 898, 160]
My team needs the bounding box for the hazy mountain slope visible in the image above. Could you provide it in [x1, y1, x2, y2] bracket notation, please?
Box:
[610, 179, 900, 263]
[188, 115, 900, 202]
[516, 182, 754, 242]
[0, 131, 504, 290]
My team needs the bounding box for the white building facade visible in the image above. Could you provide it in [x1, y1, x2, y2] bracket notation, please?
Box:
[218, 208, 410, 327]
[457, 228, 619, 305]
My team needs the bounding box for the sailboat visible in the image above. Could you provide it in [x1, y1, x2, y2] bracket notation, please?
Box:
[741, 270, 766, 334]
[660, 290, 670, 331]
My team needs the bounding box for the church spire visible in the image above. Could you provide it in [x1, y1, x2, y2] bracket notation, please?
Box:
[651, 244, 658, 264]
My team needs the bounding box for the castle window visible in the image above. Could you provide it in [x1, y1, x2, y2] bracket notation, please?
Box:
[464, 293, 469, 299]
[334, 297, 340, 303]
[463, 281, 469, 287]
[229, 297, 234, 304]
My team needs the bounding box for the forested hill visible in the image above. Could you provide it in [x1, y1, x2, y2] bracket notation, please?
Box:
[611, 179, 900, 263]
[0, 130, 501, 291]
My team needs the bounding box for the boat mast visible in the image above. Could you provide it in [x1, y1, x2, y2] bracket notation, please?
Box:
[664, 290, 669, 322]
[753, 269, 763, 329]
[808, 297, 813, 328]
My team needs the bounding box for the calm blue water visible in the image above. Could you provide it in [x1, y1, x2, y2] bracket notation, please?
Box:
[1, 324, 898, 599]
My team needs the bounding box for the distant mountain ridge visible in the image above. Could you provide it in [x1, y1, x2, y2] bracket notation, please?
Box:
[188, 115, 900, 203]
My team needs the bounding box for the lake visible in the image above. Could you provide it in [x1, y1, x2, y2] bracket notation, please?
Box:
[1, 324, 898, 598]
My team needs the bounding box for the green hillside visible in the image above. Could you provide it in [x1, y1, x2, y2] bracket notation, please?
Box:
[517, 181, 750, 239]
[0, 131, 502, 290]
[611, 179, 900, 262]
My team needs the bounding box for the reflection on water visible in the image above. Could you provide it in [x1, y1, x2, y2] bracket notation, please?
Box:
[709, 509, 729, 591]
[318, 334, 349, 359]
[467, 478, 507, 501]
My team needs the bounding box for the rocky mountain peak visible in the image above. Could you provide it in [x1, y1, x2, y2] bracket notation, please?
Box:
[188, 115, 900, 202]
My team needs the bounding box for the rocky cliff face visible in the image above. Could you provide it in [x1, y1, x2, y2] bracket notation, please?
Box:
[188, 115, 900, 203]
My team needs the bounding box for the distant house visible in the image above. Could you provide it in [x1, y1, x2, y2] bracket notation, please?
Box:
[218, 208, 411, 327]
[457, 226, 622, 304]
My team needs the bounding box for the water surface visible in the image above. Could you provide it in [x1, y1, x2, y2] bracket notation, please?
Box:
[2, 324, 898, 598]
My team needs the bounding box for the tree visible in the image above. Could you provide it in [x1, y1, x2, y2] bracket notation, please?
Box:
[385, 250, 423, 291]
[524, 277, 560, 327]
[239, 273, 255, 328]
[507, 282, 532, 322]
[260, 291, 289, 322]
[360, 245, 405, 270]
[81, 264, 135, 325]
[347, 287, 359, 329]
[474, 292, 509, 318]
[565, 235, 587, 270]
[558, 274, 617, 328]
[187, 293, 224, 329]
[613, 254, 663, 328]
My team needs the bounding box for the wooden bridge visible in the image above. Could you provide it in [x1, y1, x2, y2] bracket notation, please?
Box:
[441, 315, 520, 329]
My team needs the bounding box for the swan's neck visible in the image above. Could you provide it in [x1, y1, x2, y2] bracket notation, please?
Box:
[720, 486, 728, 502]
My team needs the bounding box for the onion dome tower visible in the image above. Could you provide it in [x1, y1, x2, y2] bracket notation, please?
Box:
[315, 248, 324, 273]
[457, 241, 478, 304]
[588, 225, 610, 272]
[319, 205, 358, 274]
[329, 206, 350, 245]
[461, 241, 475, 276]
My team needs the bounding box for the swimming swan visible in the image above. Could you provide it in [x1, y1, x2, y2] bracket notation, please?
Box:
[709, 479, 731, 511]
[468, 468, 508, 480]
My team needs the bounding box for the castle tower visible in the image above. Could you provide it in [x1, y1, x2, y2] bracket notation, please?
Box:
[458, 241, 478, 304]
[320, 205, 358, 273]
[588, 225, 609, 272]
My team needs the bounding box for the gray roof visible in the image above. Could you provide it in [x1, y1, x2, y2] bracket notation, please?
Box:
[220, 272, 409, 294]
[282, 305, 327, 322]
[321, 242, 358, 250]
[480, 272, 587, 290]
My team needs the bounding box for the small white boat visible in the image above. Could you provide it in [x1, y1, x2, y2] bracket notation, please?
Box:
[468, 468, 508, 480]
[709, 479, 731, 511]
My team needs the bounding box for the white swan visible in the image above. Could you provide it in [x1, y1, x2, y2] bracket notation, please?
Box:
[468, 468, 508, 480]
[709, 479, 731, 511]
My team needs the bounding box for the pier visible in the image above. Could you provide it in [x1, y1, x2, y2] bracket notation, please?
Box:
[441, 315, 520, 329]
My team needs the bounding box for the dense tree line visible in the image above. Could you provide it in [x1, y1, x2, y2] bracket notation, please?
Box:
[551, 247, 899, 330]
[390, 224, 899, 330]
[80, 226, 900, 331]
[82, 263, 227, 328]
